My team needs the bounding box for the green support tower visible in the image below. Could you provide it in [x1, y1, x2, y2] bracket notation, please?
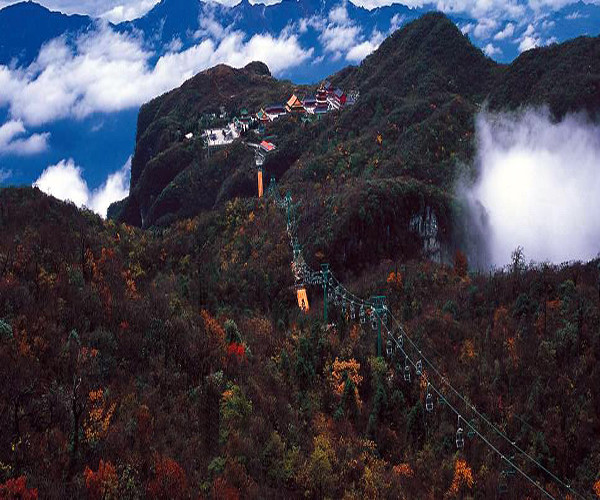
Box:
[321, 264, 330, 323]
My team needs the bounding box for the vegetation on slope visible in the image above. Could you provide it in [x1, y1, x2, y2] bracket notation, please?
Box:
[2, 187, 600, 498]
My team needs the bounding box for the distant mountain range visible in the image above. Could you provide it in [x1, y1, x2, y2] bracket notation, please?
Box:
[3, 0, 600, 81]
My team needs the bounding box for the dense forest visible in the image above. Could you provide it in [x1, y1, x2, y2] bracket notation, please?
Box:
[2, 11, 600, 500]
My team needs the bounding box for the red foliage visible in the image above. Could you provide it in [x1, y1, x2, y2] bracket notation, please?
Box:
[84, 460, 118, 500]
[212, 477, 240, 500]
[0, 476, 38, 500]
[227, 343, 246, 363]
[147, 455, 188, 500]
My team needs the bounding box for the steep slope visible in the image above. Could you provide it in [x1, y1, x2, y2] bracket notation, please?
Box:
[118, 62, 304, 227]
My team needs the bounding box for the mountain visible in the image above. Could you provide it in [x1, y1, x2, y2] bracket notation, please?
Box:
[116, 61, 303, 227]
[0, 1, 93, 66]
[2, 10, 600, 500]
[110, 12, 600, 273]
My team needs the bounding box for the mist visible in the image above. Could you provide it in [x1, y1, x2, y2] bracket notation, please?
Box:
[464, 108, 600, 268]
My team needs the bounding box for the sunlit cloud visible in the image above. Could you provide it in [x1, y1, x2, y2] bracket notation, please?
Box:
[466, 109, 600, 267]
[0, 22, 313, 127]
[33, 156, 131, 218]
[0, 120, 50, 155]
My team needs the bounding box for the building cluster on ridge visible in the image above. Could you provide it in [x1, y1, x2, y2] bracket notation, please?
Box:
[199, 81, 359, 151]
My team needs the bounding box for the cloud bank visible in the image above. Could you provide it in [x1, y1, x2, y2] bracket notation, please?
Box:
[466, 109, 600, 267]
[0, 22, 313, 127]
[33, 157, 131, 217]
[0, 120, 49, 155]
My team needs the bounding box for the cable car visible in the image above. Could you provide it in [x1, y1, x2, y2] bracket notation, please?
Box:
[456, 416, 465, 449]
[426, 393, 433, 412]
[359, 305, 366, 324]
[404, 359, 411, 382]
[398, 334, 403, 348]
[386, 339, 393, 357]
[426, 383, 433, 412]
[350, 305, 356, 320]
[416, 360, 422, 376]
[371, 308, 378, 330]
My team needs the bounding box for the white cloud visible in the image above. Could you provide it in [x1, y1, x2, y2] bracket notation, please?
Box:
[305, 2, 383, 63]
[0, 22, 313, 127]
[0, 168, 11, 184]
[0, 0, 161, 22]
[565, 10, 588, 19]
[517, 23, 542, 51]
[483, 43, 502, 57]
[461, 23, 474, 35]
[494, 22, 515, 40]
[466, 109, 600, 266]
[473, 18, 498, 39]
[0, 120, 50, 155]
[165, 37, 183, 53]
[346, 30, 385, 62]
[100, 0, 161, 22]
[33, 156, 131, 217]
[390, 14, 406, 32]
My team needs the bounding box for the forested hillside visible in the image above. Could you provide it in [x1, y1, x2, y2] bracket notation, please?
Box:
[2, 11, 600, 500]
[2, 181, 600, 498]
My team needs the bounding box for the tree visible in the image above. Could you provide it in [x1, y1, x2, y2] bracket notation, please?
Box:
[445, 458, 474, 498]
[510, 246, 525, 274]
[0, 476, 38, 499]
[147, 455, 188, 500]
[84, 460, 118, 500]
[453, 250, 468, 278]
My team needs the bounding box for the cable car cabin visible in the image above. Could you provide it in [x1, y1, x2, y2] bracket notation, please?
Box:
[426, 393, 433, 412]
[404, 363, 411, 382]
[386, 340, 393, 357]
[456, 427, 465, 449]
[297, 288, 309, 312]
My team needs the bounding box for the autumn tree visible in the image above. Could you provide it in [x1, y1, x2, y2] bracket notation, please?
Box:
[147, 455, 188, 500]
[445, 458, 474, 498]
[84, 460, 118, 500]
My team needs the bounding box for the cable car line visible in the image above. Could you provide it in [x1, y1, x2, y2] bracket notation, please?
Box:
[267, 178, 588, 500]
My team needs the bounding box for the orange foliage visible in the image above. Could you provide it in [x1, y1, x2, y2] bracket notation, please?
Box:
[387, 271, 403, 292]
[446, 458, 474, 497]
[84, 389, 116, 445]
[147, 455, 188, 500]
[506, 336, 518, 364]
[0, 476, 38, 500]
[201, 310, 225, 345]
[392, 463, 414, 478]
[84, 460, 118, 500]
[331, 358, 362, 396]
[593, 478, 600, 498]
[460, 339, 476, 361]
